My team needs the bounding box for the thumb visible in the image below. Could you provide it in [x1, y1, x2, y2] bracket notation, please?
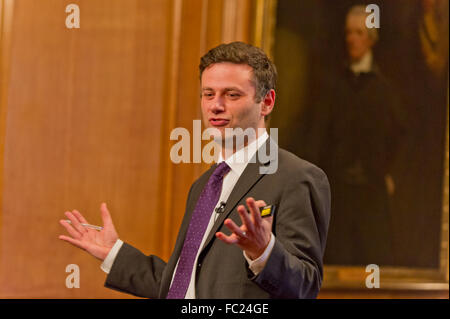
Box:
[100, 202, 114, 228]
[262, 215, 274, 231]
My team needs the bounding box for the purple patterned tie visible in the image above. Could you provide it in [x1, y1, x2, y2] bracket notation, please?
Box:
[166, 161, 230, 299]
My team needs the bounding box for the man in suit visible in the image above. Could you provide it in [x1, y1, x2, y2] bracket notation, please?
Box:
[59, 42, 330, 299]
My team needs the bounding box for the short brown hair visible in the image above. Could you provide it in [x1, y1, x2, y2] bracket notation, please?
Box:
[199, 42, 277, 102]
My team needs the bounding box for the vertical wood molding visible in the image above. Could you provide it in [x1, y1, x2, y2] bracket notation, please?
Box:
[440, 85, 449, 282]
[159, 0, 183, 259]
[251, 0, 277, 59]
[0, 0, 15, 274]
[221, 0, 238, 42]
[235, 0, 252, 43]
[197, 0, 211, 176]
[199, 0, 209, 54]
[221, 0, 252, 43]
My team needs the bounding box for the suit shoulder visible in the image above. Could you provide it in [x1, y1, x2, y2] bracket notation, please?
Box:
[277, 148, 329, 183]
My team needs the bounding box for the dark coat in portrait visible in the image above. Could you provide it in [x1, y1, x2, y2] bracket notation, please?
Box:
[298, 63, 405, 266]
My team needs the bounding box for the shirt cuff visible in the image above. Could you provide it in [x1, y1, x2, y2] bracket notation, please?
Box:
[100, 239, 124, 274]
[243, 233, 275, 276]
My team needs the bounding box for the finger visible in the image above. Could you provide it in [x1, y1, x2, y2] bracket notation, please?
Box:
[100, 203, 113, 228]
[72, 210, 89, 225]
[71, 210, 97, 239]
[237, 205, 254, 233]
[254, 200, 268, 226]
[246, 198, 262, 228]
[263, 215, 274, 227]
[215, 232, 239, 245]
[60, 219, 83, 239]
[65, 211, 87, 234]
[224, 218, 247, 239]
[58, 235, 87, 250]
[254, 200, 267, 208]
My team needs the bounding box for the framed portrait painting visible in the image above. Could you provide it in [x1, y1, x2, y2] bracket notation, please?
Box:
[253, 0, 449, 290]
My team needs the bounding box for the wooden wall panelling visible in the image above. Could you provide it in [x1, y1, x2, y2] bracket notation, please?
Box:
[0, 0, 169, 298]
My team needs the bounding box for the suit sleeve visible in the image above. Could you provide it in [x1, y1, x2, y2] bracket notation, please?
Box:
[250, 164, 331, 298]
[104, 243, 167, 298]
[103, 183, 198, 298]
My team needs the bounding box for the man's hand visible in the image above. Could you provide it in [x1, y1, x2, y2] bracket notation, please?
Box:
[216, 197, 273, 260]
[59, 203, 119, 261]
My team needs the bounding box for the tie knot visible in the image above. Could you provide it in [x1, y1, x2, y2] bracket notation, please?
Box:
[212, 161, 231, 179]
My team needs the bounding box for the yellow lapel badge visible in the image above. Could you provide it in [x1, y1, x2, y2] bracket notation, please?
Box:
[260, 205, 276, 218]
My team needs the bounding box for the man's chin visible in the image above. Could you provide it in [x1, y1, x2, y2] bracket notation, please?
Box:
[348, 51, 364, 62]
[204, 126, 226, 142]
[207, 129, 237, 147]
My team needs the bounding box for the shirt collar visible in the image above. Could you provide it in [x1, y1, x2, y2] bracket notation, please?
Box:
[217, 130, 269, 176]
[350, 51, 373, 74]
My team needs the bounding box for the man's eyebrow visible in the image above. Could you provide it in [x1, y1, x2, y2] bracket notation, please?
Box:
[201, 87, 244, 92]
[223, 87, 244, 92]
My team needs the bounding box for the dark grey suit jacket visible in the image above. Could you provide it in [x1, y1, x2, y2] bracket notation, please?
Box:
[104, 143, 331, 299]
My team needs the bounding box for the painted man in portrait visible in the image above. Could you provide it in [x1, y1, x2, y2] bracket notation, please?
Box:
[304, 5, 405, 266]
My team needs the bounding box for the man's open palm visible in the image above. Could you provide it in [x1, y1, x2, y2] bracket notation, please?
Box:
[59, 203, 118, 261]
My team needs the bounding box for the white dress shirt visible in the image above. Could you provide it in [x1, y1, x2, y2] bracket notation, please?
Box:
[101, 130, 276, 298]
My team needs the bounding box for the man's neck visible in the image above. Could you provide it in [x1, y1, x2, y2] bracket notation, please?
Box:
[219, 127, 267, 161]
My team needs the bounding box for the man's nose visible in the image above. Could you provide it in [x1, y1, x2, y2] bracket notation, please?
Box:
[210, 96, 225, 114]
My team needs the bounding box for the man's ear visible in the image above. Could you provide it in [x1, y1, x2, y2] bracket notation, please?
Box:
[261, 89, 276, 117]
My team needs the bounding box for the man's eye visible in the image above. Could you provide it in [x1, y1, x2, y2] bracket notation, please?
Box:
[227, 93, 240, 98]
[202, 93, 214, 98]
